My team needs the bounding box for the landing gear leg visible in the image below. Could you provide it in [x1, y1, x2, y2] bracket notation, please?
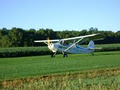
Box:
[51, 52, 56, 57]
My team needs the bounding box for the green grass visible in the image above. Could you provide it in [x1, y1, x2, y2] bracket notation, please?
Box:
[1, 68, 120, 89]
[1, 51, 120, 89]
[0, 46, 49, 57]
[0, 43, 120, 57]
[0, 51, 120, 81]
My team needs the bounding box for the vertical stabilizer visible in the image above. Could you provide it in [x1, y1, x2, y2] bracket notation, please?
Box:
[87, 40, 94, 49]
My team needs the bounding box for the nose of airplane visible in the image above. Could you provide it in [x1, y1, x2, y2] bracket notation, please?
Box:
[48, 43, 58, 52]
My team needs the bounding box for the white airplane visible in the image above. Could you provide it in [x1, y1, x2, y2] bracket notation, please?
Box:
[34, 33, 103, 57]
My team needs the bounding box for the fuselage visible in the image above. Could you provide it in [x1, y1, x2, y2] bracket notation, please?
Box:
[48, 43, 94, 54]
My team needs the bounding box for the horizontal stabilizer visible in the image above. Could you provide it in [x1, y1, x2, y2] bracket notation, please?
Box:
[88, 47, 102, 50]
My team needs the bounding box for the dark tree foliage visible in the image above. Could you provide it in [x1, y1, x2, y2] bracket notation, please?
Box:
[0, 27, 120, 47]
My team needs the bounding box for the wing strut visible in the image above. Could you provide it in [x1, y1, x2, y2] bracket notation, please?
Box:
[64, 38, 84, 52]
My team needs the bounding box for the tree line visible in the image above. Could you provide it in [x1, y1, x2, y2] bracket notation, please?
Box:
[0, 27, 120, 47]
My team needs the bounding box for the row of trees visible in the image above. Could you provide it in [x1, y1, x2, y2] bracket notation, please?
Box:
[0, 27, 120, 47]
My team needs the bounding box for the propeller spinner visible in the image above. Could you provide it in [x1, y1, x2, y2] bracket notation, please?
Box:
[47, 37, 58, 53]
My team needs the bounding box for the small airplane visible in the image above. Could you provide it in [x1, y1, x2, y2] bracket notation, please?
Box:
[34, 33, 103, 57]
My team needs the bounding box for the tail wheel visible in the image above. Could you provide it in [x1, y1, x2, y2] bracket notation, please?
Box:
[91, 52, 94, 56]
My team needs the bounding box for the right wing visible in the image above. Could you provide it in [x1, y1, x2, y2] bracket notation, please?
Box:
[34, 39, 59, 43]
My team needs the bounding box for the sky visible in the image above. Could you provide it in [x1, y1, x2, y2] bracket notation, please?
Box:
[0, 0, 120, 32]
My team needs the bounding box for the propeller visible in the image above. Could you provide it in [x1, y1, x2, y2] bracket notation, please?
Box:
[47, 37, 51, 45]
[46, 37, 57, 54]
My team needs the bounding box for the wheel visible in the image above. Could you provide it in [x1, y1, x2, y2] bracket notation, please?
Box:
[91, 52, 94, 56]
[63, 53, 68, 57]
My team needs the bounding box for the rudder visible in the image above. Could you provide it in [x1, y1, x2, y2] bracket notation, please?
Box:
[87, 40, 94, 49]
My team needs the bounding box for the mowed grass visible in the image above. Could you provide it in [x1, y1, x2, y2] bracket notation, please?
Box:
[0, 51, 120, 81]
[0, 51, 120, 89]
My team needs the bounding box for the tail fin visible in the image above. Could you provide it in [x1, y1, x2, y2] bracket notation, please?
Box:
[87, 40, 94, 49]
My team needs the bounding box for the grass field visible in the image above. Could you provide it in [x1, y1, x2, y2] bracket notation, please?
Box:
[0, 51, 120, 89]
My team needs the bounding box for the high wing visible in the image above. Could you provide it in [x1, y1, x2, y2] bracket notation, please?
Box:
[63, 33, 103, 52]
[34, 39, 59, 43]
[34, 33, 103, 43]
[62, 33, 103, 41]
